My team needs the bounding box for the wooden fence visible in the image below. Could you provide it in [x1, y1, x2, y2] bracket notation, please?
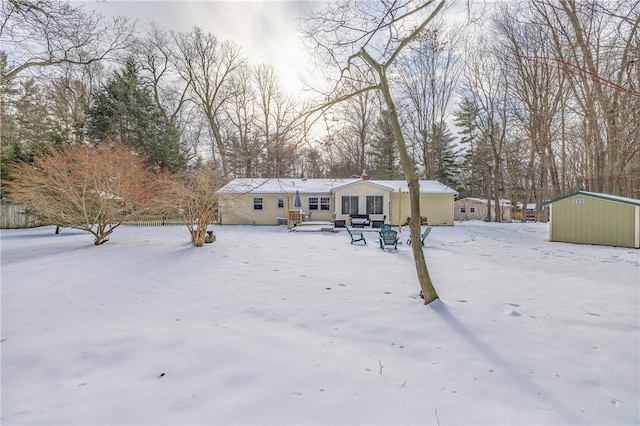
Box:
[0, 204, 43, 229]
[1, 206, 219, 229]
[112, 215, 220, 227]
[115, 215, 186, 227]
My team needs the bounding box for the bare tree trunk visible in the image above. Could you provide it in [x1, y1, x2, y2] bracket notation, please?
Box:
[157, 167, 222, 248]
[303, 0, 446, 304]
[373, 57, 439, 304]
[173, 28, 244, 180]
[189, 223, 208, 247]
[486, 164, 492, 222]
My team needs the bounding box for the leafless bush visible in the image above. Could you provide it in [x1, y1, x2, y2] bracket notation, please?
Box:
[6, 142, 156, 245]
[156, 167, 224, 247]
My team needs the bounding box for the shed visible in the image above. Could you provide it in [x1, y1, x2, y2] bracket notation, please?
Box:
[542, 191, 640, 248]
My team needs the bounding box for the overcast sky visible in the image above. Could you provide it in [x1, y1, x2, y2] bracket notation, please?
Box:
[80, 0, 322, 95]
[78, 1, 488, 100]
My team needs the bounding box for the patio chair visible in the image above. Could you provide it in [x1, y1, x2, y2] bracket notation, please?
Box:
[346, 226, 366, 244]
[379, 229, 398, 250]
[407, 226, 432, 247]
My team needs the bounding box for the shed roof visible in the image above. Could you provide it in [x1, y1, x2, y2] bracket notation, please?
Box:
[217, 178, 458, 195]
[542, 191, 640, 207]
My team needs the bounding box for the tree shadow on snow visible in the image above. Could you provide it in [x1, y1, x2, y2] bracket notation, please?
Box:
[0, 227, 87, 240]
[429, 300, 584, 424]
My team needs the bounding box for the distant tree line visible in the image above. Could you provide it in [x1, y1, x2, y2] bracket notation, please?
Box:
[2, 0, 639, 224]
[2, 0, 636, 305]
[307, 0, 639, 222]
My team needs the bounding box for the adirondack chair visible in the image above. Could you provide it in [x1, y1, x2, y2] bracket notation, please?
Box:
[379, 229, 398, 249]
[407, 226, 432, 247]
[380, 223, 393, 233]
[346, 226, 366, 244]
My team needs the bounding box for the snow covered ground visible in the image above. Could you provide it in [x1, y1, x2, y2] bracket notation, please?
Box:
[1, 221, 638, 425]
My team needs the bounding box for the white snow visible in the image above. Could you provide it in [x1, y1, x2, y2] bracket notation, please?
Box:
[1, 221, 638, 425]
[218, 178, 458, 195]
[217, 178, 355, 195]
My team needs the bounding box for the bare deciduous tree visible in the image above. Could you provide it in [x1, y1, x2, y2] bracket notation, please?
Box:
[530, 0, 640, 197]
[254, 64, 299, 178]
[493, 3, 564, 221]
[133, 23, 200, 165]
[303, 0, 446, 304]
[1, 0, 134, 83]
[46, 62, 103, 145]
[396, 19, 463, 180]
[6, 142, 156, 245]
[225, 63, 260, 177]
[327, 86, 380, 178]
[173, 27, 245, 179]
[157, 166, 224, 247]
[463, 42, 509, 222]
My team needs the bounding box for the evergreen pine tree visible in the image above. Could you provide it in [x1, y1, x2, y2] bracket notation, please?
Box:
[370, 110, 401, 179]
[1, 55, 56, 195]
[453, 96, 487, 198]
[86, 59, 187, 172]
[434, 123, 461, 190]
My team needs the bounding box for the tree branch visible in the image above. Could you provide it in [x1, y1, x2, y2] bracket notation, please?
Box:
[520, 55, 640, 97]
[386, 0, 446, 67]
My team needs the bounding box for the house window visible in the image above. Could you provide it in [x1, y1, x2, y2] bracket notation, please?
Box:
[460, 207, 466, 213]
[253, 197, 264, 210]
[469, 207, 476, 213]
[366, 195, 383, 215]
[309, 197, 330, 211]
[277, 197, 284, 208]
[309, 196, 319, 210]
[320, 197, 330, 211]
[341, 196, 358, 215]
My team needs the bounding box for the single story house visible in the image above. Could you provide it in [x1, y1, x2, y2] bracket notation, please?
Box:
[216, 177, 458, 226]
[454, 197, 513, 222]
[542, 191, 640, 248]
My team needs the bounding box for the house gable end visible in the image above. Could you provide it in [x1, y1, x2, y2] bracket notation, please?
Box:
[331, 180, 393, 193]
